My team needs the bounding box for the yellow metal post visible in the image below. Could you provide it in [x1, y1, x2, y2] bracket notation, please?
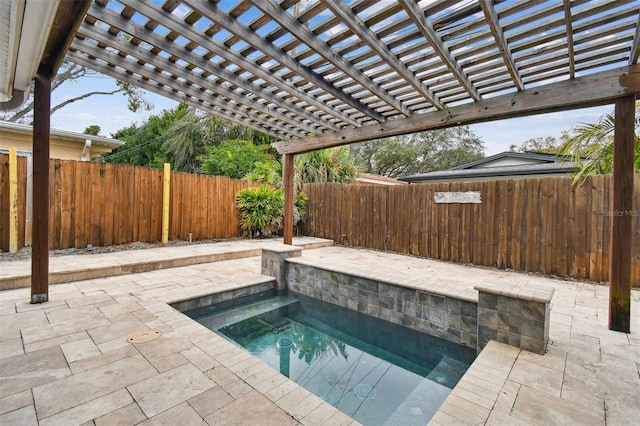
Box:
[162, 163, 171, 244]
[9, 147, 18, 253]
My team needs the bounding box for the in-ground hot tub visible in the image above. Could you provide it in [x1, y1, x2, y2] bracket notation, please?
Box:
[183, 290, 475, 426]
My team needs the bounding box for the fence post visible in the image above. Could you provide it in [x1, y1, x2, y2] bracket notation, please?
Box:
[162, 163, 171, 244]
[9, 147, 18, 253]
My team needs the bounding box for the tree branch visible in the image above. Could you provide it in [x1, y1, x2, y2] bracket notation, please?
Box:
[50, 89, 123, 115]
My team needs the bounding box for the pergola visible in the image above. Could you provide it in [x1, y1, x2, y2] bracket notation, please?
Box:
[1, 0, 638, 331]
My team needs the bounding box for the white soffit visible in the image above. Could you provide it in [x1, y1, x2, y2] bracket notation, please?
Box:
[0, 0, 59, 103]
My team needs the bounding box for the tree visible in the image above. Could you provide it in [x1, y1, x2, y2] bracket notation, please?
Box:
[350, 125, 485, 177]
[296, 147, 359, 183]
[104, 103, 191, 167]
[246, 146, 359, 187]
[509, 134, 568, 153]
[161, 107, 208, 172]
[199, 139, 270, 178]
[103, 105, 276, 172]
[557, 105, 640, 183]
[1, 62, 152, 123]
[83, 125, 101, 136]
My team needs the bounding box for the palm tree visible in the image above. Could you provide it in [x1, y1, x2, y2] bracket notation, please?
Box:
[558, 104, 640, 184]
[296, 147, 359, 184]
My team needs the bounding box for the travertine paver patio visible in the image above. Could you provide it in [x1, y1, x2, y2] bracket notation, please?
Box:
[1, 241, 638, 425]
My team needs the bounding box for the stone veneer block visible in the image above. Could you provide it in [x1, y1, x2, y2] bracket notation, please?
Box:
[474, 284, 554, 355]
[261, 246, 302, 291]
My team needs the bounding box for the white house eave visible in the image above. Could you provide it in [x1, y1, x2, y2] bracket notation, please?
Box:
[0, 0, 59, 106]
[0, 120, 125, 148]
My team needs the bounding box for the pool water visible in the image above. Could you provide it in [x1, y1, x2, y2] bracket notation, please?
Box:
[186, 293, 475, 426]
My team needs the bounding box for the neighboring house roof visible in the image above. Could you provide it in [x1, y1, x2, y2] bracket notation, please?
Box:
[357, 173, 408, 186]
[0, 120, 125, 149]
[448, 151, 573, 170]
[399, 151, 579, 183]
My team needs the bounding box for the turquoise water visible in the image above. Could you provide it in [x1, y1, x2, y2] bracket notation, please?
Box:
[187, 293, 475, 426]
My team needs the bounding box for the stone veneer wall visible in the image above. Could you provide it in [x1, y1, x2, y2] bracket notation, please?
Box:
[261, 246, 302, 291]
[285, 262, 478, 349]
[170, 280, 275, 313]
[475, 284, 554, 354]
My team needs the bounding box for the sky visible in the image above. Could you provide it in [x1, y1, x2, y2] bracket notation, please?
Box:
[46, 70, 615, 156]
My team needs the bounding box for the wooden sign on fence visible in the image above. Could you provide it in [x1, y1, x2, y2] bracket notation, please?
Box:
[434, 191, 482, 204]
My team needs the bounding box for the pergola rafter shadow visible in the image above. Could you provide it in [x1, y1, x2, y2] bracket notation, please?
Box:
[4, 0, 639, 332]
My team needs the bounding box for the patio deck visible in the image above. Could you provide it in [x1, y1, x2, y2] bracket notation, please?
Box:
[1, 240, 638, 425]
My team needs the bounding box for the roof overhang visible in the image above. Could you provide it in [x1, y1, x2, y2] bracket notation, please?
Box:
[0, 120, 125, 147]
[399, 162, 579, 183]
[0, 0, 59, 107]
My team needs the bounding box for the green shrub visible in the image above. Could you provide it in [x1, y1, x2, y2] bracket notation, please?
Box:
[236, 185, 284, 238]
[236, 185, 308, 238]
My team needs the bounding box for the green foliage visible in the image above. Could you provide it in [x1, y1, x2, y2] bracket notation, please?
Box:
[199, 139, 269, 178]
[161, 108, 207, 172]
[558, 107, 640, 183]
[244, 159, 283, 184]
[244, 148, 360, 187]
[83, 125, 101, 136]
[105, 104, 190, 167]
[296, 147, 359, 183]
[294, 191, 309, 227]
[509, 134, 568, 153]
[236, 185, 285, 238]
[235, 184, 309, 238]
[350, 125, 485, 177]
[103, 105, 275, 172]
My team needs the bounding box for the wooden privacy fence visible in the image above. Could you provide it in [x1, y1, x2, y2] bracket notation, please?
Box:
[302, 176, 640, 286]
[0, 154, 257, 250]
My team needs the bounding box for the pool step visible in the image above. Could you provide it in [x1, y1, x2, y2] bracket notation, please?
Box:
[193, 296, 300, 330]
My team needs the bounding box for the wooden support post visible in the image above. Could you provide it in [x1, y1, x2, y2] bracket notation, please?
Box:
[608, 95, 635, 332]
[162, 163, 171, 244]
[31, 73, 52, 304]
[283, 154, 295, 245]
[9, 147, 18, 253]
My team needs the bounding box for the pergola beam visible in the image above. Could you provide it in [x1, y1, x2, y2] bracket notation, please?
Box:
[245, 0, 399, 120]
[72, 42, 301, 138]
[67, 50, 286, 140]
[402, 0, 479, 100]
[30, 0, 91, 304]
[563, 0, 576, 78]
[273, 64, 640, 154]
[323, 0, 443, 110]
[31, 73, 51, 304]
[630, 14, 640, 65]
[183, 0, 387, 123]
[608, 95, 635, 332]
[112, 0, 354, 130]
[480, 0, 525, 90]
[74, 25, 313, 137]
[282, 153, 295, 246]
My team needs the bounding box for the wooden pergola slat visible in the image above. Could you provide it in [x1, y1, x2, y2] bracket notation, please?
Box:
[401, 0, 480, 101]
[324, 0, 443, 110]
[185, 0, 388, 123]
[480, 0, 524, 90]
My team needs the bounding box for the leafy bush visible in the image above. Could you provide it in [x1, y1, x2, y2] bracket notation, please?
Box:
[236, 185, 308, 238]
[236, 185, 284, 238]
